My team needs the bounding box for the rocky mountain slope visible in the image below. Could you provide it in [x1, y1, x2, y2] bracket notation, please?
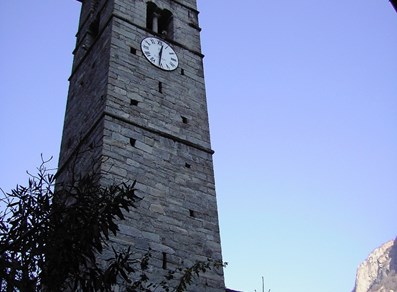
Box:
[353, 238, 397, 292]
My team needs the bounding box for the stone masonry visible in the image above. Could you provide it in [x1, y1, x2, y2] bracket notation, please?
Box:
[58, 0, 225, 290]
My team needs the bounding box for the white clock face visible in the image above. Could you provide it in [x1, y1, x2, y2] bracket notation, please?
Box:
[141, 37, 179, 71]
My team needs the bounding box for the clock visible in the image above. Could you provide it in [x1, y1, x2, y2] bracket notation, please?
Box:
[141, 37, 179, 71]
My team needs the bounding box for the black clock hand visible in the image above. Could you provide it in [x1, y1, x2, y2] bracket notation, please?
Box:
[158, 45, 164, 66]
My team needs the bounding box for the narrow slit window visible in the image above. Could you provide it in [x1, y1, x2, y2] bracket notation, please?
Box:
[185, 163, 191, 169]
[130, 138, 136, 147]
[130, 47, 137, 55]
[158, 82, 163, 93]
[130, 99, 139, 106]
[189, 209, 195, 218]
[181, 116, 188, 124]
[162, 252, 167, 269]
[181, 68, 185, 75]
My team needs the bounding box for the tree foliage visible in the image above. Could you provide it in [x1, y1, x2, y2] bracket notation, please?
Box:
[0, 158, 225, 291]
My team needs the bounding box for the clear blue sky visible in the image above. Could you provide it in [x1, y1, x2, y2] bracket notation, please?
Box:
[1, 1, 396, 292]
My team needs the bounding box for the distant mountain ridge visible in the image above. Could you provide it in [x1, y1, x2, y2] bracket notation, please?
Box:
[353, 238, 397, 292]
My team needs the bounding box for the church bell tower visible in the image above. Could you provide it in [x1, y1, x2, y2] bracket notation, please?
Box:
[58, 0, 225, 290]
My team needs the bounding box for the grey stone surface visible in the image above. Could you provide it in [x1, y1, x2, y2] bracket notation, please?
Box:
[353, 238, 397, 292]
[58, 0, 225, 290]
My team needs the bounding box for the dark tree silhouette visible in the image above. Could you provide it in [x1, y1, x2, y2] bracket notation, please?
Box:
[0, 157, 224, 291]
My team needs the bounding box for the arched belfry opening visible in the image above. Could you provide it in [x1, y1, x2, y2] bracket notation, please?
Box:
[146, 2, 174, 39]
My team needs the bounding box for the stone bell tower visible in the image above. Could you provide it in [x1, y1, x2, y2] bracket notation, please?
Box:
[57, 0, 225, 290]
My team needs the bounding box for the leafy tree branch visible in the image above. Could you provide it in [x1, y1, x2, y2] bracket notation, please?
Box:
[0, 158, 225, 291]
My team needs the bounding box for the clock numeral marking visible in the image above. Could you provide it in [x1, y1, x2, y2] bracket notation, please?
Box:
[142, 37, 178, 70]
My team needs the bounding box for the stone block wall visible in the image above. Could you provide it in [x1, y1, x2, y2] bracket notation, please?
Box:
[101, 114, 224, 290]
[58, 0, 225, 290]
